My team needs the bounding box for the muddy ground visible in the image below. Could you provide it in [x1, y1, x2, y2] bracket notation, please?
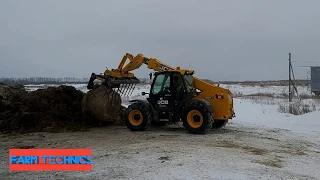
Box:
[1, 121, 319, 180]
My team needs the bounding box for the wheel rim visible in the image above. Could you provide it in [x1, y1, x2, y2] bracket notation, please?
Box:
[128, 110, 143, 126]
[187, 110, 203, 128]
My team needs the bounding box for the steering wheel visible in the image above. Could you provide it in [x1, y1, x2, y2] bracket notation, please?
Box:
[162, 86, 171, 94]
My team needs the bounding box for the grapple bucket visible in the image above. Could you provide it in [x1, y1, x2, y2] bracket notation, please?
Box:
[87, 73, 140, 97]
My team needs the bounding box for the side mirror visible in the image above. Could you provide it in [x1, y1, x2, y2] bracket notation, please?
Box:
[141, 92, 149, 96]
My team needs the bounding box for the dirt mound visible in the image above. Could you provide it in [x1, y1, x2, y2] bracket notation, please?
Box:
[82, 84, 124, 125]
[0, 83, 126, 133]
[0, 84, 88, 133]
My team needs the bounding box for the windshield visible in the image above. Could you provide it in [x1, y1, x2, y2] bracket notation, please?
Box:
[151, 73, 170, 94]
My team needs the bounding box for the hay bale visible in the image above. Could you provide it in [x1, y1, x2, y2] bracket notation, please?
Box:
[81, 85, 122, 122]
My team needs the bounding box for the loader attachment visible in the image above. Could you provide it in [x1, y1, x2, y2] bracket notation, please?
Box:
[87, 73, 140, 97]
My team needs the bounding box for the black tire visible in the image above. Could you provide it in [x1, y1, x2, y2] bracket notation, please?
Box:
[124, 102, 151, 131]
[212, 120, 227, 129]
[182, 101, 213, 134]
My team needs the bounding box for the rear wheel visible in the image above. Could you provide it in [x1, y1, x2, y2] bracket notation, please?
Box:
[124, 102, 151, 131]
[182, 102, 212, 134]
[212, 120, 227, 129]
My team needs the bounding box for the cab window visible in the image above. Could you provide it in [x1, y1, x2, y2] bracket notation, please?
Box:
[184, 75, 196, 92]
[151, 73, 170, 95]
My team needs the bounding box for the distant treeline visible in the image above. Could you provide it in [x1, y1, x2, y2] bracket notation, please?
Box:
[0, 77, 90, 85]
[1, 77, 307, 86]
[0, 77, 152, 85]
[205, 79, 309, 86]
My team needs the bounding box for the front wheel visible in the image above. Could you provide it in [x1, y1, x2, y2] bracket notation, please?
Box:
[124, 102, 151, 131]
[182, 102, 213, 134]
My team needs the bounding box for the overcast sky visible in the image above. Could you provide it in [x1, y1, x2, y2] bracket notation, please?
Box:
[1, 0, 320, 81]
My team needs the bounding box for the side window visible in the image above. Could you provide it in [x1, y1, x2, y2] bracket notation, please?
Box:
[152, 74, 170, 94]
[183, 75, 196, 92]
[172, 73, 186, 94]
[164, 76, 170, 87]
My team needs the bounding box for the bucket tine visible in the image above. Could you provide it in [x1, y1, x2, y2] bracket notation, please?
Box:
[115, 86, 120, 94]
[124, 83, 130, 96]
[130, 84, 134, 95]
[122, 84, 127, 96]
[119, 84, 124, 96]
[118, 84, 122, 95]
[126, 84, 132, 96]
[130, 84, 134, 96]
[127, 84, 132, 96]
[129, 84, 135, 96]
[128, 84, 133, 96]
[122, 83, 127, 96]
[127, 84, 131, 96]
[122, 85, 126, 96]
[132, 84, 136, 96]
[101, 75, 139, 97]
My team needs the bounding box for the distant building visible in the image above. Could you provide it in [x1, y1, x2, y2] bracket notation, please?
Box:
[310, 66, 320, 96]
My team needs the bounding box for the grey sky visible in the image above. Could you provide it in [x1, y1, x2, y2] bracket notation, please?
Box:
[1, 0, 320, 81]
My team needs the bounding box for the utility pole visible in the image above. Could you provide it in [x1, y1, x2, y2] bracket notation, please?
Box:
[288, 53, 292, 102]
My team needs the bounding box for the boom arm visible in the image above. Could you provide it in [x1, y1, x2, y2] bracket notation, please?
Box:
[116, 53, 176, 74]
[118, 53, 232, 93]
[88, 53, 223, 93]
[116, 53, 220, 91]
[87, 53, 177, 90]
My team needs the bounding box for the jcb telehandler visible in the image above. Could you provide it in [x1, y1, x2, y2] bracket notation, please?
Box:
[87, 53, 235, 134]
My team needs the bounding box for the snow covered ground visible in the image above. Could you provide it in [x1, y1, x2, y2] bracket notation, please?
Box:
[2, 83, 318, 179]
[219, 84, 311, 97]
[24, 83, 89, 92]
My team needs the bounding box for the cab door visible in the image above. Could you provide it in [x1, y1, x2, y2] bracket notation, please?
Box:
[148, 72, 174, 112]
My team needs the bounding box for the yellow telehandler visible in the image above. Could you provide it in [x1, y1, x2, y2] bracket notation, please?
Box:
[87, 53, 235, 134]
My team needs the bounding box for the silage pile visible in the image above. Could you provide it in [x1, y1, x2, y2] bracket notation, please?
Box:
[0, 83, 125, 133]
